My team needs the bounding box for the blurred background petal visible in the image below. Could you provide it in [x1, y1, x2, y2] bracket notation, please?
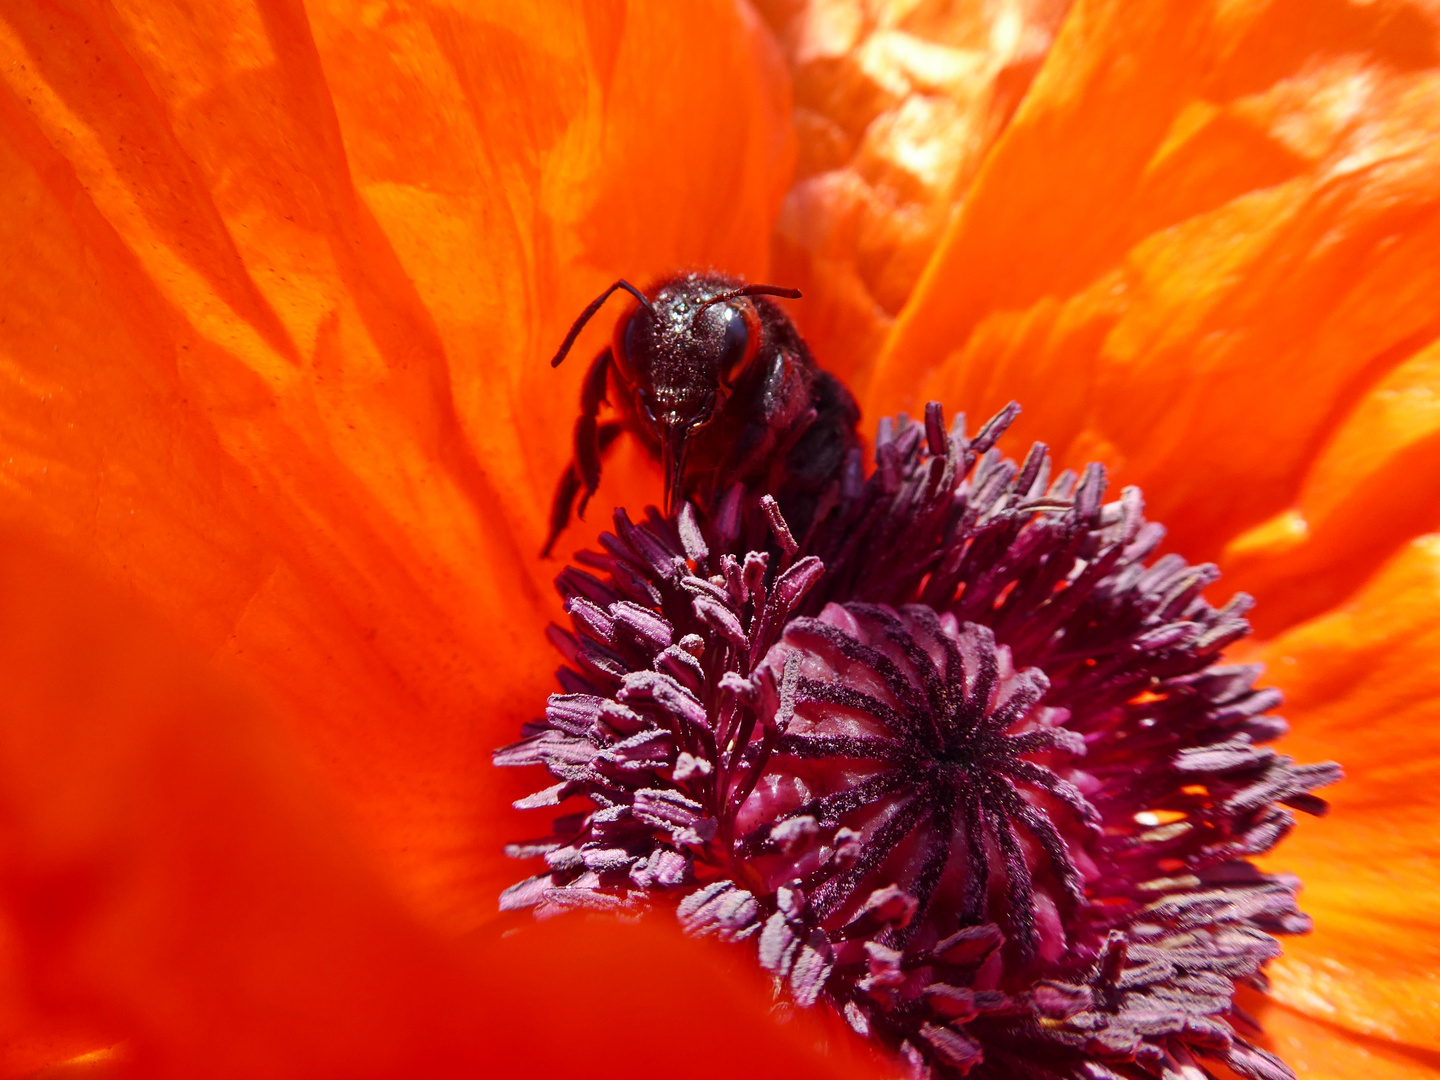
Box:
[0, 527, 892, 1079]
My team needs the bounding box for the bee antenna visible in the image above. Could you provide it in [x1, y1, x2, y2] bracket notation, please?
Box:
[695, 283, 803, 314]
[551, 280, 655, 368]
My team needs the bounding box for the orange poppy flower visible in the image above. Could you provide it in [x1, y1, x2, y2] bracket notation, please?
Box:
[0, 0, 1435, 1077]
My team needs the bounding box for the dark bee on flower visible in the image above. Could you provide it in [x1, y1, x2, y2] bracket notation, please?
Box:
[543, 271, 860, 556]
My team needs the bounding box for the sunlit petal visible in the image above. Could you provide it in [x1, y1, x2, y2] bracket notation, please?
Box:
[0, 0, 792, 929]
[873, 0, 1440, 568]
[1247, 992, 1440, 1080]
[1254, 535, 1440, 1049]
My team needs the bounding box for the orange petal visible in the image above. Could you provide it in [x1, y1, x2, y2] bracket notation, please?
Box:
[0, 0, 792, 927]
[0, 528, 891, 1080]
[1252, 535, 1440, 1049]
[872, 0, 1440, 562]
[763, 0, 1072, 390]
[1240, 991, 1440, 1080]
[1223, 336, 1440, 635]
[0, 976, 108, 1080]
[301, 0, 795, 544]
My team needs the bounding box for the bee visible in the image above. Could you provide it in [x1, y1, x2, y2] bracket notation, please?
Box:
[543, 271, 861, 556]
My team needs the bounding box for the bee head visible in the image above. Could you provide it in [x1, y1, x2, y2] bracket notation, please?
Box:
[551, 274, 800, 513]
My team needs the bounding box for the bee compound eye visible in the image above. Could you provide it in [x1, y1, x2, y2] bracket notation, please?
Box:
[614, 313, 643, 382]
[717, 305, 750, 384]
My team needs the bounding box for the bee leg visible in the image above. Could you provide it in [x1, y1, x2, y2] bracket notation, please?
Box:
[576, 348, 614, 490]
[542, 465, 583, 559]
[541, 349, 613, 557]
[542, 419, 624, 558]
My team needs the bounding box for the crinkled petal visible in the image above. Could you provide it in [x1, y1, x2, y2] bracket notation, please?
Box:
[1224, 337, 1440, 636]
[872, 0, 1440, 568]
[762, 0, 1072, 389]
[1255, 535, 1440, 1049]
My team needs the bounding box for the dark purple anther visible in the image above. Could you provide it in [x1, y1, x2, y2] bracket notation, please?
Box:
[760, 494, 799, 560]
[925, 401, 948, 458]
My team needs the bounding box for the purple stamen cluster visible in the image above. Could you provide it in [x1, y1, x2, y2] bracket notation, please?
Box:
[497, 403, 1339, 1080]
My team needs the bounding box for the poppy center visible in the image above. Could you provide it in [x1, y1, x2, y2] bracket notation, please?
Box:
[497, 402, 1339, 1080]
